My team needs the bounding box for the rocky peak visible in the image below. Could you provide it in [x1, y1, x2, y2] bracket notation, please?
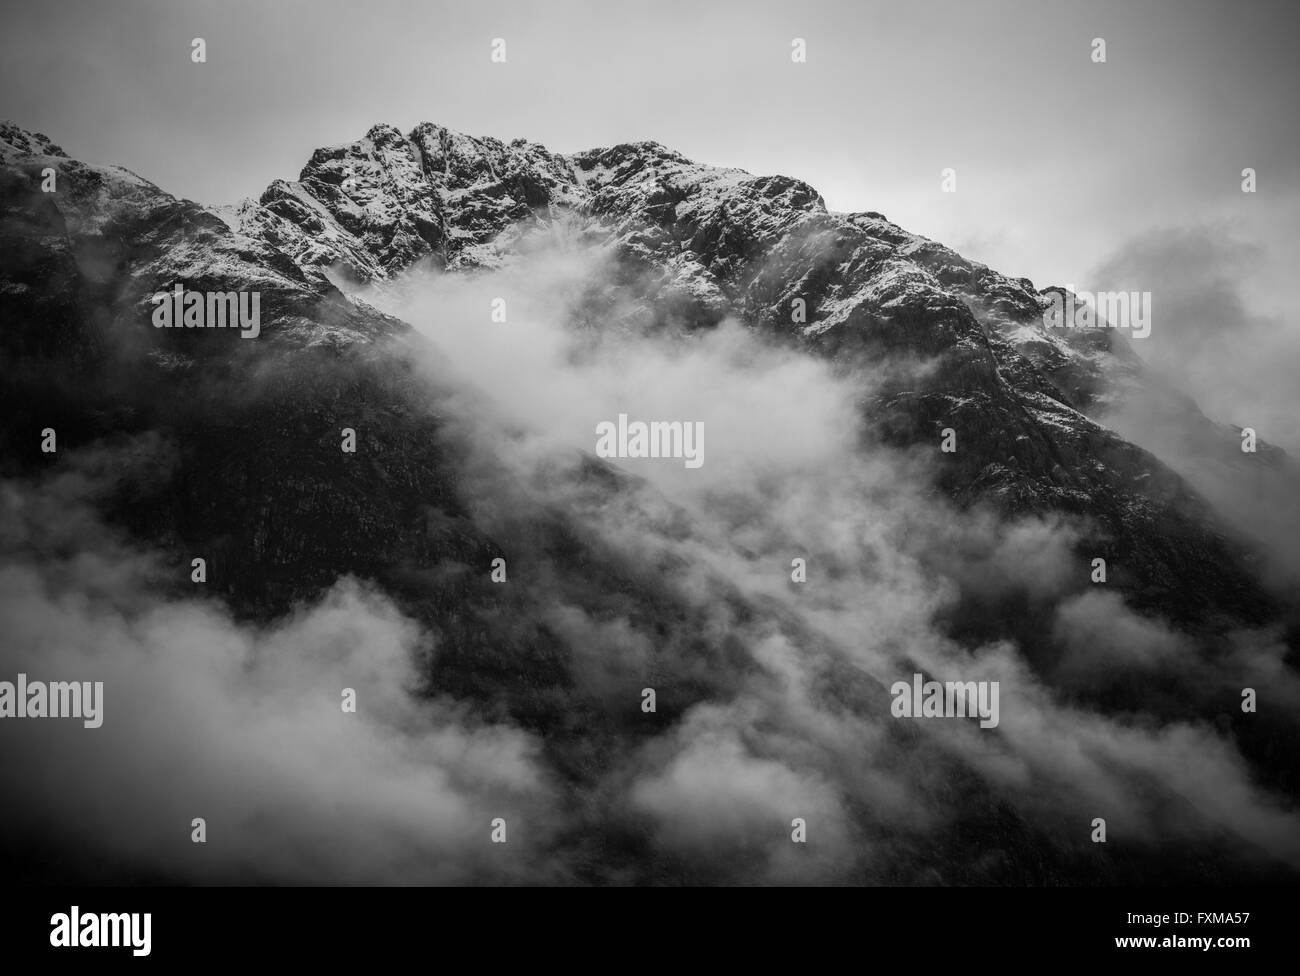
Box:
[0, 121, 68, 159]
[3, 118, 1297, 887]
[7, 118, 1280, 629]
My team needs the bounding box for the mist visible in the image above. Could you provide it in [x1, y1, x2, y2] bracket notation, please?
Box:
[1089, 224, 1300, 592]
[2, 219, 1298, 883]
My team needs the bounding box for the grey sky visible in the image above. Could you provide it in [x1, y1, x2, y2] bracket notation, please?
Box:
[2, 0, 1297, 312]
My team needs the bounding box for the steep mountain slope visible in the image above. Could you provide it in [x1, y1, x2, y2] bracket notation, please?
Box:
[3, 120, 1297, 886]
[0, 121, 494, 618]
[217, 122, 1282, 629]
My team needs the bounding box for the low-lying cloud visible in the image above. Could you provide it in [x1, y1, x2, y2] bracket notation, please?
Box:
[3, 222, 1298, 884]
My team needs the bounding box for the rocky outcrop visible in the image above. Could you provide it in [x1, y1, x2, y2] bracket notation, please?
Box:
[207, 121, 1284, 628]
[0, 122, 494, 618]
[3, 119, 1298, 886]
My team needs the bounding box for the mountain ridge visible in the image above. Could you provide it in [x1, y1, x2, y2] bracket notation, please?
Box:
[222, 119, 1286, 625]
[1, 117, 1287, 631]
[3, 117, 1299, 884]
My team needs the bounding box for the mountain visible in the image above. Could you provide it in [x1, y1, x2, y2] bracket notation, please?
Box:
[2, 119, 1297, 885]
[211, 121, 1279, 627]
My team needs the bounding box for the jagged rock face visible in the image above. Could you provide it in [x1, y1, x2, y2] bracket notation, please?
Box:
[216, 123, 587, 282]
[206, 121, 1277, 627]
[0, 123, 493, 618]
[2, 120, 1298, 887]
[1, 117, 1280, 630]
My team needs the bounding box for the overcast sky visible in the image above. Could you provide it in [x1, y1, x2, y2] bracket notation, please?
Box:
[2, 0, 1297, 316]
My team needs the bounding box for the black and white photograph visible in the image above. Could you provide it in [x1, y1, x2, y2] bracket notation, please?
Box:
[0, 0, 1295, 959]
